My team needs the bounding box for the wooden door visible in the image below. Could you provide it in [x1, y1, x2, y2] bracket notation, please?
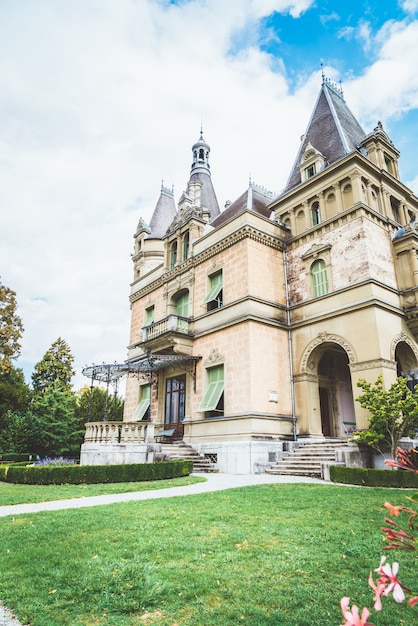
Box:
[164, 375, 186, 437]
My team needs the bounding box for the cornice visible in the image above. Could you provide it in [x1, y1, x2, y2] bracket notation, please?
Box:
[130, 224, 285, 303]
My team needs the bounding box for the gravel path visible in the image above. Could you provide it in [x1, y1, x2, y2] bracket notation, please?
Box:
[0, 472, 326, 624]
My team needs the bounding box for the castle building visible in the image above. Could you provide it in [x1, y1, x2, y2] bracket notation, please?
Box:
[82, 78, 418, 473]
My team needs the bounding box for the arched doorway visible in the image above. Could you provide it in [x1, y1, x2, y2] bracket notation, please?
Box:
[317, 344, 356, 438]
[395, 340, 418, 391]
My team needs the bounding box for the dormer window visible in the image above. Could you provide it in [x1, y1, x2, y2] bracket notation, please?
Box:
[300, 143, 325, 182]
[305, 164, 316, 179]
[384, 154, 395, 175]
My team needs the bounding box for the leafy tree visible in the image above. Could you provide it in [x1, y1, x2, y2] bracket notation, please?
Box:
[32, 337, 75, 395]
[354, 375, 418, 459]
[0, 279, 24, 373]
[75, 386, 124, 424]
[0, 367, 31, 428]
[31, 381, 81, 457]
[0, 410, 43, 455]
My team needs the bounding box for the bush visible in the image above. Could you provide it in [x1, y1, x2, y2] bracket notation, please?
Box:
[0, 459, 193, 485]
[0, 453, 35, 463]
[330, 465, 418, 488]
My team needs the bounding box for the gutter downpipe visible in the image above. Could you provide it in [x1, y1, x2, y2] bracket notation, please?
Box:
[283, 248, 297, 441]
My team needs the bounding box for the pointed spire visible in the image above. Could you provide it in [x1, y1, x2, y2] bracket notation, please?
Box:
[283, 77, 365, 193]
[147, 183, 177, 239]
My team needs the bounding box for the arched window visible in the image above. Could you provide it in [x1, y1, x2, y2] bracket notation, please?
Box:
[311, 259, 328, 297]
[311, 201, 320, 226]
[169, 241, 177, 269]
[182, 232, 190, 262]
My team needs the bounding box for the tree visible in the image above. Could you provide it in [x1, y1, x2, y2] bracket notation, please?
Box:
[354, 375, 418, 459]
[31, 381, 81, 457]
[32, 337, 75, 395]
[0, 366, 31, 428]
[75, 386, 124, 424]
[0, 410, 43, 455]
[0, 279, 24, 374]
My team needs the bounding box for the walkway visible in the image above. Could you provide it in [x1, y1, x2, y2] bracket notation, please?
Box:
[0, 472, 326, 625]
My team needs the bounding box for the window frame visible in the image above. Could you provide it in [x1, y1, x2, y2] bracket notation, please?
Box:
[311, 259, 329, 298]
[131, 384, 151, 421]
[202, 270, 223, 311]
[198, 365, 224, 417]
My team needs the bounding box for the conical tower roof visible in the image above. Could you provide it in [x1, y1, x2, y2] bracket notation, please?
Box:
[147, 184, 177, 239]
[284, 78, 366, 193]
[188, 131, 220, 221]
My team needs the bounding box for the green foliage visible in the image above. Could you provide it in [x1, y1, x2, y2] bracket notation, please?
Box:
[0, 410, 42, 455]
[31, 337, 75, 395]
[31, 381, 81, 457]
[0, 366, 31, 428]
[354, 375, 418, 459]
[1, 459, 193, 485]
[330, 464, 418, 488]
[0, 279, 24, 374]
[75, 385, 124, 424]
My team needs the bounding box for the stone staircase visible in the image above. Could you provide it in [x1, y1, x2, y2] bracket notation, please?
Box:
[158, 441, 219, 473]
[266, 439, 348, 478]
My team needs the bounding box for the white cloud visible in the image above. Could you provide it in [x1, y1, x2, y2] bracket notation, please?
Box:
[401, 0, 418, 13]
[0, 0, 417, 393]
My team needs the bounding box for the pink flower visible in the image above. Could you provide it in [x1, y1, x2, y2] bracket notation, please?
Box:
[409, 596, 418, 607]
[375, 557, 406, 603]
[368, 571, 384, 611]
[340, 597, 374, 626]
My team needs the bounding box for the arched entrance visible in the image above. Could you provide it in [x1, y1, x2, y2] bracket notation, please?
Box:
[317, 345, 356, 437]
[394, 339, 418, 390]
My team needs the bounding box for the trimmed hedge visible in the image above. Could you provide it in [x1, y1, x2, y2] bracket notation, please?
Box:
[0, 459, 193, 485]
[0, 453, 35, 463]
[330, 465, 418, 488]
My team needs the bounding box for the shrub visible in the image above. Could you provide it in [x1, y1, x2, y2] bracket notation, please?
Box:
[330, 465, 418, 488]
[0, 459, 193, 485]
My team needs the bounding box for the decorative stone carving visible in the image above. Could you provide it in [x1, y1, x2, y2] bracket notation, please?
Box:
[204, 348, 225, 365]
[350, 359, 397, 373]
[300, 332, 356, 373]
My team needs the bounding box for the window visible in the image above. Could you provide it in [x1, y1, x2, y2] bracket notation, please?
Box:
[182, 232, 190, 262]
[311, 202, 320, 226]
[175, 291, 189, 318]
[311, 259, 328, 297]
[169, 241, 177, 269]
[131, 385, 151, 421]
[202, 270, 223, 311]
[305, 163, 316, 180]
[165, 375, 185, 425]
[175, 291, 189, 333]
[198, 365, 224, 417]
[144, 305, 155, 326]
[384, 154, 394, 175]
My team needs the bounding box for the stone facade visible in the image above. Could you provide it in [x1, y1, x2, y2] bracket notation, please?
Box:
[81, 79, 418, 473]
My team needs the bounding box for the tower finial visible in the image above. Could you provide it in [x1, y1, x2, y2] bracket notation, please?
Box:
[321, 60, 325, 84]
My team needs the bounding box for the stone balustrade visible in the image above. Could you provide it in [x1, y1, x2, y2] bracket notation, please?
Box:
[142, 314, 189, 341]
[84, 421, 147, 444]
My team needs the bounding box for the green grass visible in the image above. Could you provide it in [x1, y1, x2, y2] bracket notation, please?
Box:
[0, 484, 417, 625]
[0, 475, 205, 506]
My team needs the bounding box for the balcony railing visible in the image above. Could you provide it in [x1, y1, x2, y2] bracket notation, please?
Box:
[142, 314, 190, 342]
[84, 421, 148, 444]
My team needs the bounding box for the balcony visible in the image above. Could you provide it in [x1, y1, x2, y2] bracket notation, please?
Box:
[140, 315, 193, 354]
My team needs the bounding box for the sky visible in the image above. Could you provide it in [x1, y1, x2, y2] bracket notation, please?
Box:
[1, 0, 418, 393]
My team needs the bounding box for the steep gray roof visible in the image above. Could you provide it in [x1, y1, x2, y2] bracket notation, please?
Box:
[211, 183, 273, 228]
[147, 185, 177, 239]
[283, 79, 366, 193]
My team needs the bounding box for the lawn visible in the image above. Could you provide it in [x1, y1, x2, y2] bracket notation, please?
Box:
[0, 475, 205, 506]
[0, 484, 416, 626]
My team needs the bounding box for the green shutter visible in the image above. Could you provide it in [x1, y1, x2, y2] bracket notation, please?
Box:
[198, 366, 224, 412]
[312, 260, 328, 297]
[145, 306, 154, 326]
[176, 292, 189, 317]
[202, 271, 223, 304]
[131, 385, 151, 420]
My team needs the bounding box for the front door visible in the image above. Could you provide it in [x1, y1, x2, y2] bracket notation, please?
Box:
[319, 387, 332, 437]
[164, 375, 186, 438]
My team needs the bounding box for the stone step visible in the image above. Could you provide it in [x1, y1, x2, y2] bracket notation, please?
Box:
[158, 442, 218, 473]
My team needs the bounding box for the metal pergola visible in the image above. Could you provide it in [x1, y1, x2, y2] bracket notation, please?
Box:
[82, 353, 201, 421]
